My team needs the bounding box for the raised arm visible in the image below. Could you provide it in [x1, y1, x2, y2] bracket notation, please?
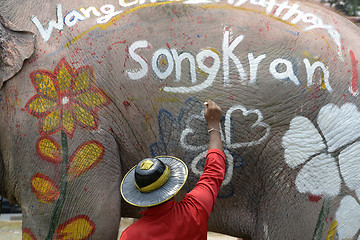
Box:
[204, 100, 223, 152]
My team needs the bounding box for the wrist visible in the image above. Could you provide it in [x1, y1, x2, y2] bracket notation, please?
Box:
[208, 128, 221, 134]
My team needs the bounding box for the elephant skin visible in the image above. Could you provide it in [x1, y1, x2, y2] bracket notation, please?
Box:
[0, 0, 360, 239]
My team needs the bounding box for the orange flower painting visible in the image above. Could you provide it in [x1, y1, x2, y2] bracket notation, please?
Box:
[25, 58, 110, 138]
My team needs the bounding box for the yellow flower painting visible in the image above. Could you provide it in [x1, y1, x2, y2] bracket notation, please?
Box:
[25, 58, 110, 138]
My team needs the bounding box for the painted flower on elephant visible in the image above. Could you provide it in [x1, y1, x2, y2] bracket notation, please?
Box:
[23, 228, 37, 240]
[25, 58, 110, 138]
[149, 98, 270, 198]
[282, 103, 360, 196]
[30, 173, 60, 204]
[336, 192, 360, 240]
[282, 103, 360, 239]
[53, 215, 95, 240]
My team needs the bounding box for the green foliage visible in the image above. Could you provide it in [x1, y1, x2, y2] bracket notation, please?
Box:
[322, 0, 360, 16]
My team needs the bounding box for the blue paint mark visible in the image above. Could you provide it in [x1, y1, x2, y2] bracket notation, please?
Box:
[197, 35, 200, 38]
[287, 30, 300, 36]
[150, 97, 243, 199]
[64, 10, 86, 23]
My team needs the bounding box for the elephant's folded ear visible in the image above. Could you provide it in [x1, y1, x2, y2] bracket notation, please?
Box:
[0, 15, 35, 89]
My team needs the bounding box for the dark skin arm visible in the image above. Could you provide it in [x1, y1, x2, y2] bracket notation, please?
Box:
[204, 100, 223, 152]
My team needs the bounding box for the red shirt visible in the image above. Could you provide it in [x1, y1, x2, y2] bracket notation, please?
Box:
[120, 149, 226, 240]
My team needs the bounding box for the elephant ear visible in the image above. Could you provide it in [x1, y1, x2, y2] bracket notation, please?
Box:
[0, 15, 35, 89]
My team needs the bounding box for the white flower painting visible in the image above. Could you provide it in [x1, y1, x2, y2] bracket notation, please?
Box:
[282, 103, 360, 239]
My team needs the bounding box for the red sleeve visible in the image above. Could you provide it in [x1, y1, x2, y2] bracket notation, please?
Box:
[186, 149, 225, 216]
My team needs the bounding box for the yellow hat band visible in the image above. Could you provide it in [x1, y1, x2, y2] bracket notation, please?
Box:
[135, 165, 171, 193]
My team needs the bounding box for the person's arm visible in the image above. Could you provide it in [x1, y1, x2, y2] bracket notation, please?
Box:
[204, 100, 223, 152]
[183, 100, 225, 215]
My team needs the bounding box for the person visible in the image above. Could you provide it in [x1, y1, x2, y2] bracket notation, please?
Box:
[120, 100, 225, 240]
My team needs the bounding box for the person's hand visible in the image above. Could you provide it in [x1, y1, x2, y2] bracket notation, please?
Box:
[204, 100, 222, 130]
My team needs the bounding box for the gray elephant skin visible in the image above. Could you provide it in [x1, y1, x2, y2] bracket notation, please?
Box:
[1, 0, 360, 239]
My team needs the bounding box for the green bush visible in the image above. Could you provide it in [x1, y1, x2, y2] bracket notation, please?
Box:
[322, 0, 360, 16]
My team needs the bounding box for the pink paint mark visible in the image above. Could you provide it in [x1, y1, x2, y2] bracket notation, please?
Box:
[308, 194, 322, 203]
[123, 101, 131, 111]
[350, 49, 359, 94]
[109, 40, 126, 51]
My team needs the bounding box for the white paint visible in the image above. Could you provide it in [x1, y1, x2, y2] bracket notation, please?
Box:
[31, 0, 343, 62]
[180, 112, 210, 151]
[171, 50, 197, 83]
[181, 104, 269, 186]
[224, 105, 270, 148]
[79, 6, 102, 18]
[283, 103, 360, 200]
[191, 149, 234, 186]
[327, 29, 344, 61]
[273, 1, 289, 18]
[118, 0, 139, 7]
[269, 58, 300, 85]
[317, 103, 360, 152]
[263, 223, 270, 240]
[295, 153, 341, 196]
[64, 10, 86, 27]
[62, 97, 69, 105]
[191, 151, 207, 176]
[32, 3, 122, 42]
[281, 3, 304, 24]
[127, 35, 333, 93]
[128, 40, 223, 92]
[163, 49, 220, 93]
[119, 0, 157, 6]
[303, 59, 332, 92]
[264, 0, 277, 14]
[152, 49, 174, 80]
[231, 0, 342, 58]
[222, 30, 247, 87]
[336, 195, 360, 239]
[127, 40, 150, 80]
[31, 4, 63, 42]
[248, 53, 266, 84]
[96, 5, 123, 24]
[339, 141, 360, 191]
[282, 116, 326, 168]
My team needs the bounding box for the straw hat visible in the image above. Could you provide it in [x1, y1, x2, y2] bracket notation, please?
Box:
[120, 156, 188, 207]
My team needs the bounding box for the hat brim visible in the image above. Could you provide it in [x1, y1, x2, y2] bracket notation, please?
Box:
[120, 156, 188, 207]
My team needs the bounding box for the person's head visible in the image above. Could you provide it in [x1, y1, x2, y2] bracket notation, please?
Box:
[120, 156, 188, 207]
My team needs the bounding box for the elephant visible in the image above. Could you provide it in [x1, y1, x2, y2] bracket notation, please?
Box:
[1, 0, 360, 239]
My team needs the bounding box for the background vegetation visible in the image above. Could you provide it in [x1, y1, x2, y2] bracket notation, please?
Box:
[320, 0, 360, 16]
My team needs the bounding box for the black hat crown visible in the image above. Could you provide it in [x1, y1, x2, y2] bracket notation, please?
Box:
[134, 158, 171, 193]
